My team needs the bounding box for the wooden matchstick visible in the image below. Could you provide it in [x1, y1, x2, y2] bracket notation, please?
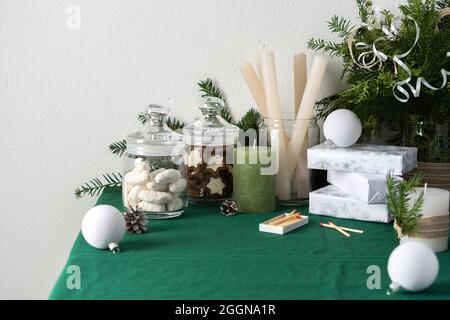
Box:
[269, 211, 298, 226]
[278, 216, 302, 227]
[269, 210, 298, 225]
[320, 223, 364, 234]
[326, 222, 351, 237]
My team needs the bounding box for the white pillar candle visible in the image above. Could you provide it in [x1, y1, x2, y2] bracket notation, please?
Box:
[255, 53, 264, 83]
[239, 63, 268, 118]
[293, 53, 307, 118]
[287, 55, 328, 175]
[402, 187, 450, 252]
[260, 51, 291, 200]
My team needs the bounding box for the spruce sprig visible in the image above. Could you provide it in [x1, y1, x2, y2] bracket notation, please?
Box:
[109, 140, 127, 156]
[197, 78, 235, 124]
[137, 112, 147, 125]
[75, 172, 123, 199]
[166, 116, 185, 131]
[386, 174, 425, 236]
[198, 78, 224, 99]
[306, 39, 345, 57]
[356, 0, 375, 23]
[236, 108, 261, 131]
[219, 108, 234, 124]
[327, 15, 355, 38]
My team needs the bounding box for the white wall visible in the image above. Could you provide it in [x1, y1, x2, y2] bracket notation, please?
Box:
[0, 0, 400, 299]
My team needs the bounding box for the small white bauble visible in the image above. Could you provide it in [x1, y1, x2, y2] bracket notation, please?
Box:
[323, 109, 362, 147]
[81, 205, 126, 253]
[388, 242, 439, 293]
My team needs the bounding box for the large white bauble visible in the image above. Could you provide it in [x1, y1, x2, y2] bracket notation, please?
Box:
[81, 205, 126, 251]
[323, 109, 362, 147]
[388, 242, 439, 292]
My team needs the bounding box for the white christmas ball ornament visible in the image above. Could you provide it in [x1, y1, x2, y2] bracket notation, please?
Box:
[387, 242, 439, 293]
[323, 109, 362, 147]
[81, 205, 126, 253]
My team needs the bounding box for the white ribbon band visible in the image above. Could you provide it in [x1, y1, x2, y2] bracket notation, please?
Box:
[347, 10, 450, 103]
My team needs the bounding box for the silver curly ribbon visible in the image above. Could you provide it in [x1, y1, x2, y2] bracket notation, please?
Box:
[348, 8, 450, 103]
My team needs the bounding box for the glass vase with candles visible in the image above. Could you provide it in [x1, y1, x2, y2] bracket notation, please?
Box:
[182, 97, 239, 205]
[262, 116, 323, 206]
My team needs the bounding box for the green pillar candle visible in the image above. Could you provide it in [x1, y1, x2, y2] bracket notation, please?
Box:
[233, 146, 276, 213]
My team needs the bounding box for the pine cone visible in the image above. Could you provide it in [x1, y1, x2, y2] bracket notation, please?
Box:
[220, 200, 238, 216]
[124, 207, 149, 234]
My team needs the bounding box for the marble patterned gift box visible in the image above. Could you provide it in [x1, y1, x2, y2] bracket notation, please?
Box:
[309, 185, 393, 223]
[307, 140, 417, 176]
[327, 170, 388, 204]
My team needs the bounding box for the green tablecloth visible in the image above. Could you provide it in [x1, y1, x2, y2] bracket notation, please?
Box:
[49, 189, 450, 300]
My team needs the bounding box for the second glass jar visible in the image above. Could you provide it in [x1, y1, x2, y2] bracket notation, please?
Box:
[183, 97, 239, 204]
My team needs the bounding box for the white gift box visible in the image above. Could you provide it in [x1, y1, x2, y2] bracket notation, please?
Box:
[307, 140, 417, 175]
[327, 170, 387, 204]
[259, 214, 309, 235]
[309, 185, 392, 223]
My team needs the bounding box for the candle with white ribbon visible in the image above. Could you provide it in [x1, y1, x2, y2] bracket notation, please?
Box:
[402, 187, 450, 253]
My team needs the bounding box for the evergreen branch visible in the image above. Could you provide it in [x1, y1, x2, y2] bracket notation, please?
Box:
[220, 108, 235, 124]
[74, 172, 122, 199]
[198, 78, 224, 99]
[166, 116, 185, 131]
[198, 78, 235, 124]
[236, 108, 262, 146]
[138, 112, 147, 125]
[109, 140, 127, 157]
[236, 108, 261, 131]
[328, 15, 355, 38]
[307, 38, 344, 57]
[386, 173, 424, 236]
[356, 0, 374, 23]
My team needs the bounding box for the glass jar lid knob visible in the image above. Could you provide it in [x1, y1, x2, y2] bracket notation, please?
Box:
[144, 104, 170, 126]
[199, 97, 225, 117]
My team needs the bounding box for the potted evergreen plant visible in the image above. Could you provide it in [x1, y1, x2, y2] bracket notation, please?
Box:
[308, 0, 450, 190]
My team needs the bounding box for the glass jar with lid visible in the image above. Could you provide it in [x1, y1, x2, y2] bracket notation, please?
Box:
[122, 104, 186, 219]
[183, 97, 239, 204]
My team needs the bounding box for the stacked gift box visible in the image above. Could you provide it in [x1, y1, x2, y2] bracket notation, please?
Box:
[307, 140, 417, 223]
